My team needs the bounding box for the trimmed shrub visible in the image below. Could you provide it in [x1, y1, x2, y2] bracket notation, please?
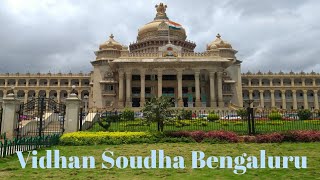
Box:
[121, 109, 135, 121]
[205, 131, 238, 143]
[60, 132, 154, 145]
[255, 133, 284, 143]
[268, 113, 282, 120]
[297, 109, 312, 120]
[207, 113, 220, 121]
[165, 130, 239, 143]
[190, 131, 206, 142]
[283, 130, 320, 142]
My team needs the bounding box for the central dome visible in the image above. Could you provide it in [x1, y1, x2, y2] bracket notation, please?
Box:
[130, 3, 196, 53]
[137, 3, 187, 42]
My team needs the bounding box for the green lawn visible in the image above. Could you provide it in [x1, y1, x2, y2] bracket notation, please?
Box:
[86, 120, 320, 134]
[1, 143, 320, 179]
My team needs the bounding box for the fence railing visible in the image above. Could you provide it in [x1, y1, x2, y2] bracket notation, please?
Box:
[0, 134, 60, 158]
[79, 109, 320, 134]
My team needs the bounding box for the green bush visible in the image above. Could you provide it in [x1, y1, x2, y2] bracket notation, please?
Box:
[297, 109, 312, 120]
[175, 109, 192, 120]
[121, 108, 134, 121]
[236, 109, 247, 120]
[207, 113, 220, 121]
[60, 132, 155, 145]
[268, 113, 282, 120]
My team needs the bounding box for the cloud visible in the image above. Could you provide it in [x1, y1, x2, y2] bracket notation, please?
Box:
[0, 0, 319, 73]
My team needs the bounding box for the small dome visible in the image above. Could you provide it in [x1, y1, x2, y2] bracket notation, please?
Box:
[99, 34, 123, 50]
[207, 34, 232, 50]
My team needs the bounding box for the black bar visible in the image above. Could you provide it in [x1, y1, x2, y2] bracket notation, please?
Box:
[79, 108, 83, 131]
[39, 97, 45, 137]
[247, 107, 252, 135]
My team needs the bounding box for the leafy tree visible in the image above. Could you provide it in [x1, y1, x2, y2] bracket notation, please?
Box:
[236, 108, 247, 120]
[142, 96, 174, 132]
[121, 108, 134, 121]
[175, 109, 192, 120]
[297, 109, 312, 120]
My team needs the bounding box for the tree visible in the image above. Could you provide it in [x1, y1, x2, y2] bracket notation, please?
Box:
[236, 108, 247, 120]
[142, 96, 174, 132]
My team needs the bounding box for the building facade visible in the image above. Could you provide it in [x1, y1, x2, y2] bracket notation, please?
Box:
[0, 3, 319, 111]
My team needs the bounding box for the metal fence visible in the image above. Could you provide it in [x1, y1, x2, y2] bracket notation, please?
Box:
[79, 109, 320, 135]
[0, 107, 2, 135]
[0, 133, 60, 158]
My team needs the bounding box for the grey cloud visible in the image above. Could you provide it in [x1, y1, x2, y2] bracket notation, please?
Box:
[0, 0, 319, 73]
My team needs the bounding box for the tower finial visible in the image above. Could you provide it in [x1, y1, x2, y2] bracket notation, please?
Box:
[154, 3, 168, 20]
[216, 33, 221, 38]
[109, 34, 114, 39]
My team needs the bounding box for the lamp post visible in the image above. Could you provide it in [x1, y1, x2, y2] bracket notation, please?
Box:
[244, 99, 255, 135]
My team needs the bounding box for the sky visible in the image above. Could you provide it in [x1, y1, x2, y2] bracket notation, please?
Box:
[0, 0, 319, 74]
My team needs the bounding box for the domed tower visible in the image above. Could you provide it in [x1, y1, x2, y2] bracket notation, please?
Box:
[206, 33, 237, 58]
[129, 3, 196, 53]
[95, 34, 128, 60]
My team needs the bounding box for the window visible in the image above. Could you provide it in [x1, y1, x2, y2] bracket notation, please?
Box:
[132, 75, 140, 81]
[145, 87, 151, 93]
[105, 85, 114, 91]
[182, 87, 188, 93]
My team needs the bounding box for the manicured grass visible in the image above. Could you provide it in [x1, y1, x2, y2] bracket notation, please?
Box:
[0, 143, 320, 179]
[86, 120, 320, 134]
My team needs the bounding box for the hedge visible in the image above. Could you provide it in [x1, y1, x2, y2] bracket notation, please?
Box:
[59, 130, 320, 145]
[60, 132, 157, 145]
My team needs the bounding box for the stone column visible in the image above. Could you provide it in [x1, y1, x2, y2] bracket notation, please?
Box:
[47, 79, 50, 87]
[313, 78, 316, 86]
[177, 70, 183, 107]
[140, 69, 146, 107]
[57, 90, 61, 103]
[68, 79, 71, 86]
[194, 70, 201, 107]
[248, 78, 251, 86]
[157, 70, 162, 97]
[79, 79, 82, 87]
[259, 90, 264, 108]
[303, 90, 308, 109]
[314, 90, 319, 110]
[4, 79, 8, 87]
[281, 90, 286, 110]
[209, 72, 216, 107]
[15, 80, 18, 87]
[270, 90, 275, 107]
[269, 79, 273, 86]
[118, 69, 124, 108]
[280, 79, 284, 86]
[26, 79, 29, 87]
[291, 78, 294, 86]
[24, 90, 28, 103]
[217, 72, 223, 107]
[302, 78, 305, 87]
[292, 90, 297, 110]
[249, 90, 253, 108]
[65, 93, 81, 133]
[1, 93, 20, 138]
[259, 79, 262, 86]
[125, 71, 132, 107]
[46, 90, 50, 98]
[58, 79, 61, 87]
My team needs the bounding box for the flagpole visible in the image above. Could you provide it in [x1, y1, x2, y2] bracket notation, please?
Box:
[168, 24, 171, 44]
